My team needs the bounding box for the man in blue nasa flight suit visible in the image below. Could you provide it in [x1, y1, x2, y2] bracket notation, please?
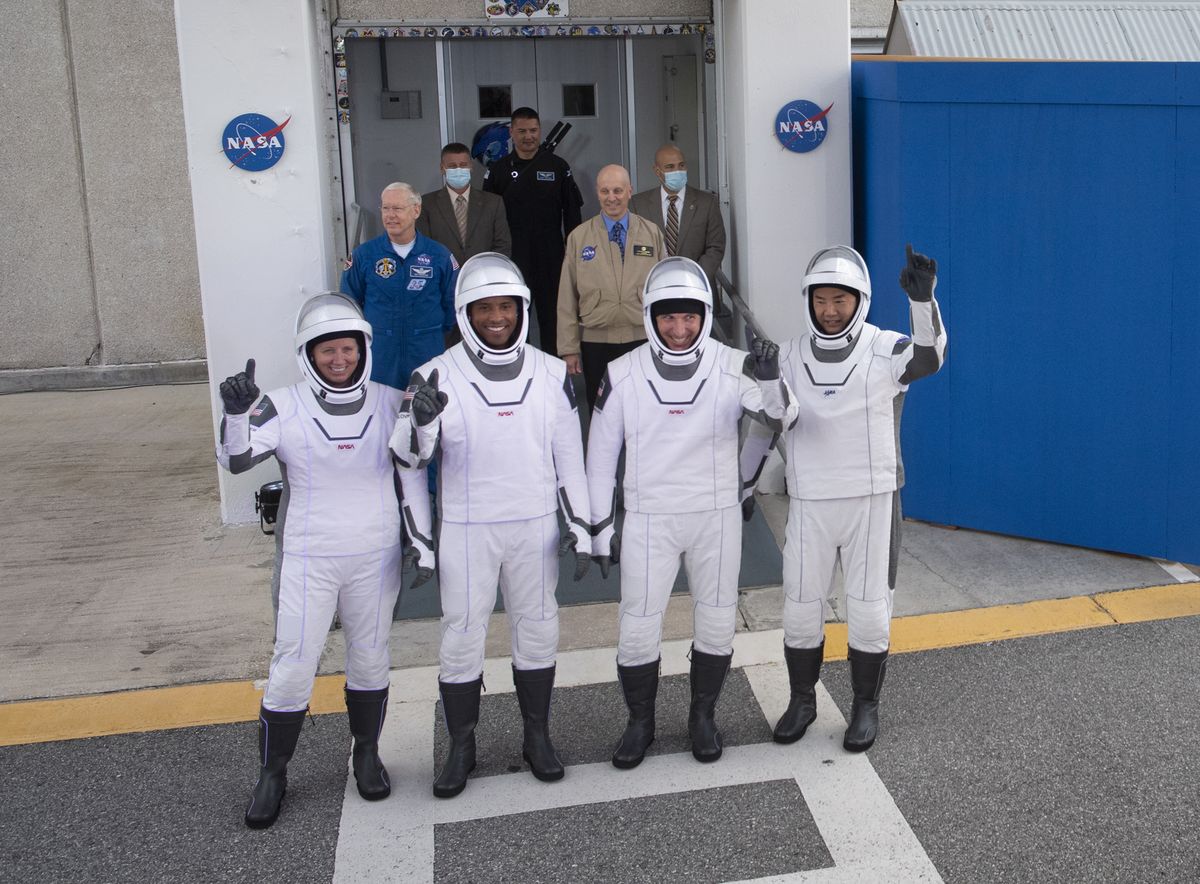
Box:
[341, 182, 459, 388]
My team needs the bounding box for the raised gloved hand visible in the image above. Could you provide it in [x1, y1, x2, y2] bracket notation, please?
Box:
[744, 327, 780, 381]
[558, 532, 591, 582]
[410, 368, 448, 427]
[594, 532, 621, 580]
[219, 358, 260, 414]
[402, 536, 435, 589]
[899, 243, 937, 302]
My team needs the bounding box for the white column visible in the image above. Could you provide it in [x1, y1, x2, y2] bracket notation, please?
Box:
[175, 0, 337, 523]
[720, 0, 852, 343]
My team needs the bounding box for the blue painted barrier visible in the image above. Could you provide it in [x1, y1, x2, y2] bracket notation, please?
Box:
[852, 60, 1200, 564]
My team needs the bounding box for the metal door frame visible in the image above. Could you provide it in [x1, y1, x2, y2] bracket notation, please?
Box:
[328, 18, 716, 257]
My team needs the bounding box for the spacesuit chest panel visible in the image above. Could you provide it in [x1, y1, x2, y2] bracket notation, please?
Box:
[784, 326, 903, 499]
[622, 345, 742, 514]
[437, 348, 557, 523]
[275, 383, 401, 556]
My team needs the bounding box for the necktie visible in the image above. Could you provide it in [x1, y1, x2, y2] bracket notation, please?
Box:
[454, 194, 468, 243]
[610, 221, 625, 261]
[665, 195, 679, 256]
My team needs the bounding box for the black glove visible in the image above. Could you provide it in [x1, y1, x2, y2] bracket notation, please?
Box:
[744, 327, 780, 381]
[741, 494, 756, 523]
[219, 358, 259, 414]
[402, 544, 434, 589]
[899, 243, 937, 302]
[410, 368, 448, 427]
[558, 532, 591, 582]
[595, 533, 621, 580]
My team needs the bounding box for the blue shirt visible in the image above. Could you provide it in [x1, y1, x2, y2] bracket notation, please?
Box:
[602, 213, 629, 240]
[340, 232, 458, 389]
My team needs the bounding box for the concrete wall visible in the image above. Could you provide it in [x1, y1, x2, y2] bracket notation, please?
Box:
[0, 0, 203, 376]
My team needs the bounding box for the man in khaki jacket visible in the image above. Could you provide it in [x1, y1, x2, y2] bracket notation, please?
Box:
[558, 164, 665, 408]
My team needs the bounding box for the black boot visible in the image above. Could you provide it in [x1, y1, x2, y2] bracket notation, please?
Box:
[612, 659, 660, 770]
[244, 707, 305, 829]
[844, 647, 888, 752]
[773, 642, 824, 744]
[688, 648, 732, 763]
[433, 677, 481, 798]
[513, 665, 564, 782]
[345, 686, 391, 801]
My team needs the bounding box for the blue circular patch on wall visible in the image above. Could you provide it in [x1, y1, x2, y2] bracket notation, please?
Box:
[222, 113, 290, 171]
[774, 100, 832, 154]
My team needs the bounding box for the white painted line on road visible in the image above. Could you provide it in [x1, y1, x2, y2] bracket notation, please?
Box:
[332, 643, 942, 883]
[1152, 559, 1196, 584]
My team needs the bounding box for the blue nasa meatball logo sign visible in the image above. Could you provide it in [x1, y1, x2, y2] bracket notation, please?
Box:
[222, 113, 291, 171]
[774, 100, 832, 154]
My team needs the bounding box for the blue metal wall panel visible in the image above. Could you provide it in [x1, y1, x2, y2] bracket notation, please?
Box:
[852, 59, 1199, 562]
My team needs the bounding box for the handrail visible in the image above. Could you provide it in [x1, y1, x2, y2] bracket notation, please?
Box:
[349, 201, 366, 250]
[714, 270, 769, 343]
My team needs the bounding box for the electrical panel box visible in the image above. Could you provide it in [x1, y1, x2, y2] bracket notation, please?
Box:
[381, 90, 422, 120]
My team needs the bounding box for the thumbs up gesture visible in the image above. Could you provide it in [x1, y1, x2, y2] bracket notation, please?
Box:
[219, 358, 260, 414]
[410, 368, 449, 427]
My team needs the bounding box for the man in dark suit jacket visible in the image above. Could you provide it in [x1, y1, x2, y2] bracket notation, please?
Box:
[629, 144, 726, 297]
[417, 142, 512, 266]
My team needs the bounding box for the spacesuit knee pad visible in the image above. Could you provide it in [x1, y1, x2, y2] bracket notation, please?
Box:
[846, 595, 892, 653]
[344, 641, 391, 692]
[616, 611, 665, 667]
[511, 614, 559, 669]
[783, 595, 825, 648]
[439, 622, 488, 682]
[692, 601, 737, 657]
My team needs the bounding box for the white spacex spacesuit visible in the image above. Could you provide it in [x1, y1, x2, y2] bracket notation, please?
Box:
[741, 244, 946, 753]
[217, 292, 408, 828]
[392, 252, 590, 796]
[587, 256, 797, 767]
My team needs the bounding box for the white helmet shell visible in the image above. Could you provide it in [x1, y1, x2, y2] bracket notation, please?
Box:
[294, 292, 373, 403]
[454, 252, 531, 365]
[642, 256, 713, 366]
[802, 245, 872, 349]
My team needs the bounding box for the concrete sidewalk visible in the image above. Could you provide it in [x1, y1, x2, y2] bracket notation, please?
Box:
[0, 383, 1193, 705]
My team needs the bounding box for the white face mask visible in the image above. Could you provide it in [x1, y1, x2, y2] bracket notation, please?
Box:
[445, 167, 472, 189]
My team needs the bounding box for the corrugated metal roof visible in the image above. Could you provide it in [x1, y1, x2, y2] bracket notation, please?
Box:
[888, 0, 1200, 59]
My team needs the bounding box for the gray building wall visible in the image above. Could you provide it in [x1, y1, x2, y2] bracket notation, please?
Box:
[0, 0, 203, 380]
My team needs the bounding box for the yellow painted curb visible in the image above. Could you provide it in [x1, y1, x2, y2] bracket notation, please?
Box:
[1095, 582, 1200, 624]
[2, 583, 1197, 748]
[0, 673, 348, 748]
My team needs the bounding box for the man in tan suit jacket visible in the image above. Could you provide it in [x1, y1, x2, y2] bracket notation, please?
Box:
[416, 142, 512, 266]
[629, 144, 726, 297]
[558, 164, 665, 408]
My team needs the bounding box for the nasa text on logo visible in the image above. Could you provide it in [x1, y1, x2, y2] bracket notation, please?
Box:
[774, 100, 832, 154]
[222, 113, 291, 171]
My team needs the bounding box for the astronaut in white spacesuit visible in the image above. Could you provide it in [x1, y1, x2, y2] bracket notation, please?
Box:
[586, 256, 798, 768]
[742, 244, 946, 753]
[217, 292, 425, 829]
[392, 252, 591, 798]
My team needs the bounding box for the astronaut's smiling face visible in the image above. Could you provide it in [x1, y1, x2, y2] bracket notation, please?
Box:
[469, 296, 519, 348]
[311, 337, 361, 387]
[811, 286, 859, 335]
[655, 312, 702, 351]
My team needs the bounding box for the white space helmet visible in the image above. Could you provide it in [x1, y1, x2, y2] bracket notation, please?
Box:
[294, 292, 372, 404]
[802, 245, 872, 349]
[642, 256, 713, 366]
[455, 252, 531, 365]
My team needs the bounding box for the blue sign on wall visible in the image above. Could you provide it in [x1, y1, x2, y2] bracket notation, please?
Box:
[774, 100, 832, 153]
[222, 113, 290, 171]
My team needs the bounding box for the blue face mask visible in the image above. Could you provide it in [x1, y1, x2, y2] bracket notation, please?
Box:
[663, 170, 687, 192]
[445, 167, 472, 189]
